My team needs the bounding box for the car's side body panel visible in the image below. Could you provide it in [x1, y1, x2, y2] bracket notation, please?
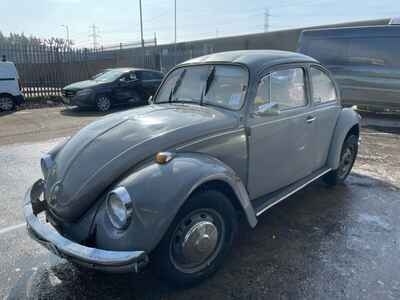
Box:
[306, 64, 342, 171]
[308, 103, 341, 170]
[94, 153, 257, 252]
[326, 107, 361, 169]
[174, 128, 249, 186]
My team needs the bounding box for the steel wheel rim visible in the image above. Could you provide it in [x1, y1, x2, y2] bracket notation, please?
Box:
[338, 147, 354, 179]
[169, 208, 225, 274]
[97, 96, 111, 111]
[0, 97, 14, 111]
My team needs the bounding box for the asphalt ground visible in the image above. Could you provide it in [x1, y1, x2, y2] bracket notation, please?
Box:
[0, 106, 400, 299]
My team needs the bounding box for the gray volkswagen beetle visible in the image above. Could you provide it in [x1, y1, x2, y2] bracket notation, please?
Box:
[24, 50, 360, 286]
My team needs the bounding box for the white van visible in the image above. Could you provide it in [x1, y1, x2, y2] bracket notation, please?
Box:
[0, 61, 24, 111]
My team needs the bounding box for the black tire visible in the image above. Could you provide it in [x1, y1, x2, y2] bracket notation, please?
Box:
[95, 95, 112, 112]
[0, 95, 16, 111]
[323, 134, 358, 186]
[153, 189, 238, 287]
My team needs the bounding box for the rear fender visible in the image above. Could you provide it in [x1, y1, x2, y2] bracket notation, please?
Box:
[327, 108, 361, 170]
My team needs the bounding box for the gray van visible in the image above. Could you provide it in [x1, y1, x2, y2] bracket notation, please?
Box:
[298, 25, 400, 109]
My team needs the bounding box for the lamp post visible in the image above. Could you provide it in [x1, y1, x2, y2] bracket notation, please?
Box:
[139, 0, 145, 67]
[61, 25, 70, 47]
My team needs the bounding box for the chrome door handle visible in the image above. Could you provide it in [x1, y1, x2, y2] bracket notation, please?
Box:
[306, 116, 316, 123]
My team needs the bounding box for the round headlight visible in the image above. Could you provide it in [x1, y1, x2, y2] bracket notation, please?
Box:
[40, 154, 54, 179]
[49, 181, 62, 205]
[107, 187, 133, 230]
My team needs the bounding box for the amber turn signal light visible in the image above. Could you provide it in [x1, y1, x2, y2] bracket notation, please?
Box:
[155, 152, 174, 164]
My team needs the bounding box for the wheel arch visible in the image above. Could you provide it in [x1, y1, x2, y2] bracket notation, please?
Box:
[0, 92, 16, 99]
[185, 177, 257, 229]
[93, 153, 257, 253]
[327, 108, 361, 170]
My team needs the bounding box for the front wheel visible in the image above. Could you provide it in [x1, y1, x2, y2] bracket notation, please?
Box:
[0, 95, 16, 111]
[153, 189, 238, 287]
[95, 95, 112, 112]
[324, 134, 358, 186]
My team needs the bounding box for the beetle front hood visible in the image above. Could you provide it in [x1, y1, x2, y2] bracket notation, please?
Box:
[46, 104, 239, 220]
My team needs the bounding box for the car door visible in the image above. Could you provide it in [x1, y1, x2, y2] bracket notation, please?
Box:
[113, 71, 140, 103]
[247, 66, 315, 200]
[136, 71, 162, 98]
[308, 65, 341, 170]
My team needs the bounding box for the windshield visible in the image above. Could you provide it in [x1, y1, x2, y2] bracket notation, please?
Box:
[93, 69, 124, 82]
[155, 64, 248, 110]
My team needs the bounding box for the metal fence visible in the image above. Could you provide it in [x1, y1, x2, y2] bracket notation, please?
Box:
[1, 18, 389, 98]
[0, 39, 158, 98]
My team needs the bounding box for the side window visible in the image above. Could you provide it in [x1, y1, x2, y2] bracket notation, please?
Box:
[152, 72, 163, 80]
[138, 71, 161, 80]
[310, 67, 337, 104]
[254, 68, 307, 113]
[121, 72, 136, 82]
[128, 72, 137, 81]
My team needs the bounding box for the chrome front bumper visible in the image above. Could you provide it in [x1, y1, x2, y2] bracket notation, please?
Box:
[24, 179, 148, 273]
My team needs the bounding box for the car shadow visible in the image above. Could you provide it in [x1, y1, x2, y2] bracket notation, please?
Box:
[7, 173, 400, 299]
[0, 110, 16, 117]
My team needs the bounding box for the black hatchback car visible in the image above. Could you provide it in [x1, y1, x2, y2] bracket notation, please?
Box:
[62, 68, 163, 112]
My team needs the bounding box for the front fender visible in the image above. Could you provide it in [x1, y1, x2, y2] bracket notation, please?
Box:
[94, 153, 257, 253]
[327, 108, 361, 170]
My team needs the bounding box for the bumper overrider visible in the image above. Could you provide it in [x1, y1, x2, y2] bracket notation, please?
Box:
[24, 179, 149, 273]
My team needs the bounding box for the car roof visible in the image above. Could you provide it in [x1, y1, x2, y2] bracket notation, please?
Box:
[301, 25, 400, 38]
[179, 50, 318, 74]
[107, 67, 163, 73]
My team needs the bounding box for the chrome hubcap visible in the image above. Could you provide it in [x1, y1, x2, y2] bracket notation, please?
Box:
[339, 147, 354, 178]
[0, 97, 14, 111]
[97, 97, 110, 111]
[170, 209, 224, 273]
[182, 221, 218, 264]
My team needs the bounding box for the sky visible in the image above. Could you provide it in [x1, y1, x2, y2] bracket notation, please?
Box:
[1, 0, 398, 48]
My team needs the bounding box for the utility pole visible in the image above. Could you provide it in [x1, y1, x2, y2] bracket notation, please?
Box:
[174, 0, 177, 64]
[89, 24, 100, 49]
[264, 8, 270, 32]
[174, 0, 177, 45]
[61, 25, 70, 47]
[139, 0, 145, 67]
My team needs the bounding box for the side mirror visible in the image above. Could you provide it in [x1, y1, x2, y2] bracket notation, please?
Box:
[148, 96, 153, 104]
[254, 102, 280, 116]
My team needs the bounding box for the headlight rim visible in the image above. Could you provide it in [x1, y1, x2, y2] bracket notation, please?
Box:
[106, 186, 134, 230]
[40, 153, 54, 179]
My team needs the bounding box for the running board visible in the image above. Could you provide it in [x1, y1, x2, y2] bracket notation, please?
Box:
[254, 167, 332, 217]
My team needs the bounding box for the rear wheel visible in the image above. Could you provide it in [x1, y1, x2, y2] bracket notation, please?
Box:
[324, 134, 358, 185]
[95, 95, 111, 112]
[153, 189, 237, 287]
[0, 95, 16, 111]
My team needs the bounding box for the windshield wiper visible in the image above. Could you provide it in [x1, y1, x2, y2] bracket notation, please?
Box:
[169, 69, 187, 103]
[200, 66, 216, 105]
